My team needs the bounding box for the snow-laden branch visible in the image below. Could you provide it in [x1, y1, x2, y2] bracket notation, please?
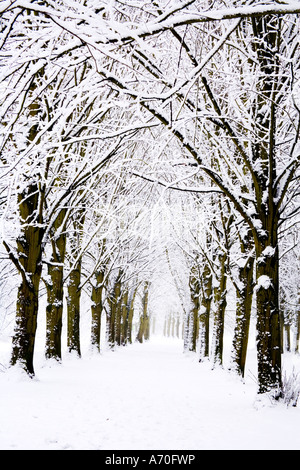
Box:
[132, 171, 223, 194]
[127, 18, 242, 103]
[47, 122, 160, 149]
[3, 1, 300, 46]
[108, 2, 300, 43]
[0, 1, 18, 14]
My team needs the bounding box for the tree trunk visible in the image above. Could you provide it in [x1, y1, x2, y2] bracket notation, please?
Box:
[126, 286, 138, 344]
[176, 316, 180, 338]
[183, 310, 191, 350]
[107, 271, 122, 348]
[9, 183, 44, 376]
[90, 269, 105, 352]
[67, 257, 82, 357]
[45, 263, 64, 361]
[199, 263, 212, 361]
[189, 266, 200, 352]
[120, 289, 129, 346]
[284, 324, 291, 353]
[231, 240, 255, 377]
[8, 66, 46, 376]
[136, 282, 150, 343]
[45, 209, 67, 361]
[255, 238, 281, 395]
[251, 15, 282, 396]
[212, 251, 227, 366]
[115, 280, 123, 347]
[66, 209, 85, 357]
[171, 315, 175, 337]
[295, 308, 300, 354]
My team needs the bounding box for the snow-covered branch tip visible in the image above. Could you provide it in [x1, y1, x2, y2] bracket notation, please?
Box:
[132, 172, 223, 194]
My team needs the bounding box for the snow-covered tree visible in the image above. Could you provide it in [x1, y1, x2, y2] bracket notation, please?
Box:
[1, 0, 299, 401]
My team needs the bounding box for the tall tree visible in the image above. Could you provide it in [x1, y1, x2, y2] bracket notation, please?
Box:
[1, 0, 299, 398]
[0, 6, 124, 373]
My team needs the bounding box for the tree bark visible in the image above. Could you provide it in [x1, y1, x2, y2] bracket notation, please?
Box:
[136, 282, 150, 343]
[295, 307, 300, 354]
[212, 250, 228, 366]
[189, 265, 200, 352]
[255, 237, 281, 395]
[107, 271, 122, 348]
[9, 183, 44, 376]
[90, 269, 105, 352]
[66, 212, 85, 357]
[126, 286, 138, 344]
[251, 15, 283, 396]
[284, 323, 291, 353]
[7, 65, 46, 376]
[45, 209, 67, 361]
[67, 257, 82, 357]
[231, 239, 255, 377]
[199, 262, 212, 361]
[120, 289, 129, 346]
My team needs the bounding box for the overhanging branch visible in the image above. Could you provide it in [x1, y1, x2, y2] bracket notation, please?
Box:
[132, 171, 223, 194]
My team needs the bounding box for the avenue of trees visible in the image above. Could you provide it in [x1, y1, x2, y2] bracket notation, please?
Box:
[0, 0, 299, 403]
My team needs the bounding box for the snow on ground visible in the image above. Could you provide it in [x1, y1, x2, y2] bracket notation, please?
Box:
[0, 335, 300, 450]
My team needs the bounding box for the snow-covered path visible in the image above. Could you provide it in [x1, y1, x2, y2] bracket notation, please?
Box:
[0, 336, 300, 450]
